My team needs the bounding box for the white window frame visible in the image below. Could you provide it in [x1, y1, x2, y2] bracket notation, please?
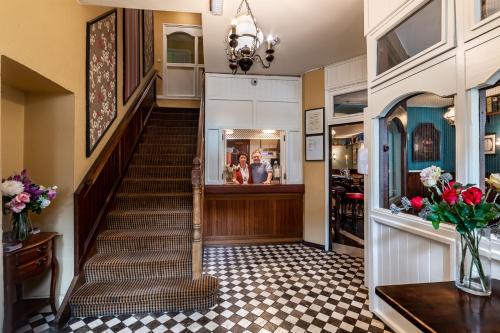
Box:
[463, 0, 500, 42]
[368, 0, 456, 87]
[162, 24, 204, 99]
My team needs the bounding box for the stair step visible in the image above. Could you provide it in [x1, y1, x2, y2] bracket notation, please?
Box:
[115, 193, 192, 211]
[131, 154, 194, 166]
[119, 178, 192, 193]
[106, 210, 192, 230]
[70, 276, 218, 317]
[150, 112, 199, 120]
[145, 126, 198, 136]
[84, 251, 192, 283]
[153, 107, 199, 114]
[96, 229, 192, 253]
[148, 119, 198, 127]
[127, 166, 191, 178]
[137, 143, 197, 155]
[140, 136, 197, 145]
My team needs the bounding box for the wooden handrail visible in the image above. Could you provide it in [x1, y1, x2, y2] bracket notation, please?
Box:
[74, 73, 156, 275]
[191, 72, 205, 279]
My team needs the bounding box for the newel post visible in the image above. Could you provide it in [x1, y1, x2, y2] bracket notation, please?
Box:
[191, 157, 203, 279]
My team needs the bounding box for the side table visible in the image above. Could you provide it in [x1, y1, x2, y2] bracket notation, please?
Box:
[3, 232, 59, 333]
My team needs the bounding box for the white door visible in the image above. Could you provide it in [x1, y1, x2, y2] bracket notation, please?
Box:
[163, 25, 204, 99]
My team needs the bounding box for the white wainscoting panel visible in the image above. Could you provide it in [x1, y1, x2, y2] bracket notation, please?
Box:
[325, 55, 367, 91]
[255, 101, 300, 130]
[206, 75, 255, 100]
[255, 79, 300, 101]
[205, 99, 253, 128]
[205, 129, 222, 184]
[285, 131, 303, 184]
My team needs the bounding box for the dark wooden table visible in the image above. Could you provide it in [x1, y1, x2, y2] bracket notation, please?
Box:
[3, 232, 59, 333]
[375, 280, 500, 333]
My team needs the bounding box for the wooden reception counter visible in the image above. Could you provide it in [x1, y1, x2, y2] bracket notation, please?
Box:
[204, 184, 304, 245]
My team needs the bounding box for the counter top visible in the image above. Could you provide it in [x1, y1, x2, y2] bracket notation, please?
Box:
[375, 280, 500, 333]
[205, 184, 305, 194]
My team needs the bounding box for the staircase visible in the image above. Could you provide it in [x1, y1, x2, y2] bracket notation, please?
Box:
[70, 107, 218, 317]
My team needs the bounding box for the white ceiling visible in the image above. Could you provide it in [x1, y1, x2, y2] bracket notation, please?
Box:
[78, 0, 366, 75]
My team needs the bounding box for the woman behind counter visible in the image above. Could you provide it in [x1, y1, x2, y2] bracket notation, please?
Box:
[232, 153, 253, 184]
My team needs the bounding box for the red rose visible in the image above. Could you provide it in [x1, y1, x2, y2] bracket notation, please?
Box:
[410, 196, 424, 210]
[461, 187, 482, 206]
[442, 187, 459, 205]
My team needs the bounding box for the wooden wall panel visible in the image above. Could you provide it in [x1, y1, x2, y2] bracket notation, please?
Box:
[203, 192, 303, 245]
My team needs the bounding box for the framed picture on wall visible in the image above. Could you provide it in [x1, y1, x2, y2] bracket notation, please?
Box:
[305, 134, 324, 161]
[484, 134, 496, 155]
[305, 108, 324, 135]
[86, 9, 117, 157]
[142, 10, 154, 76]
[123, 8, 141, 105]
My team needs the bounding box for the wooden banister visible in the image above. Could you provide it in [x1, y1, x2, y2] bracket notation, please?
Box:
[74, 73, 156, 275]
[191, 72, 205, 279]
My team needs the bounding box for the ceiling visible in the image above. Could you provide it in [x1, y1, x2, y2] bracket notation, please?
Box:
[78, 0, 366, 76]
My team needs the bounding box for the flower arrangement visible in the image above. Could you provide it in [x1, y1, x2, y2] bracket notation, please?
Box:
[1, 170, 57, 241]
[391, 166, 499, 296]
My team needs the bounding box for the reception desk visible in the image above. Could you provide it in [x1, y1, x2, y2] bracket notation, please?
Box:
[204, 184, 304, 245]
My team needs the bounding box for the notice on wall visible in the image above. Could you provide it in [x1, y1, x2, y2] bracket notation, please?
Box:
[305, 108, 324, 135]
[305, 135, 324, 161]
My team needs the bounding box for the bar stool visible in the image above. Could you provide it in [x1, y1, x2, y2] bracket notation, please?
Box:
[330, 186, 346, 248]
[343, 192, 364, 236]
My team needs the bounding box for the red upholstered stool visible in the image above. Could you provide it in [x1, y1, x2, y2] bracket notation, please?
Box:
[343, 192, 364, 235]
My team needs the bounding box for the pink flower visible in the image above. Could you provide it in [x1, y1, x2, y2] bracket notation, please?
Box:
[7, 198, 26, 213]
[16, 192, 30, 203]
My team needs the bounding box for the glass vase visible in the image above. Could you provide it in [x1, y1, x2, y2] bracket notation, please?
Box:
[11, 211, 30, 242]
[455, 227, 492, 296]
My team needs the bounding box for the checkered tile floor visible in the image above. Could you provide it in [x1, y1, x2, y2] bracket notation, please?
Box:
[16, 244, 392, 333]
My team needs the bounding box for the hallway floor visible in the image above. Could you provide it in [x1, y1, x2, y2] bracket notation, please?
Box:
[17, 244, 392, 333]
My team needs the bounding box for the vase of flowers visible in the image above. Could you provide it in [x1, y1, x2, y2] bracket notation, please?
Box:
[391, 166, 499, 296]
[1, 170, 57, 242]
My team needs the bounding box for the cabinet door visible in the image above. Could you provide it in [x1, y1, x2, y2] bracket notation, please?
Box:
[205, 129, 222, 184]
[285, 131, 303, 184]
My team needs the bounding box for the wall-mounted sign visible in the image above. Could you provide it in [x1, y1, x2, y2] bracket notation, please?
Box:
[305, 134, 324, 161]
[305, 108, 324, 135]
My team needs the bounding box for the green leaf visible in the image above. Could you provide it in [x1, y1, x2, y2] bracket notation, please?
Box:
[431, 220, 440, 230]
[442, 211, 458, 224]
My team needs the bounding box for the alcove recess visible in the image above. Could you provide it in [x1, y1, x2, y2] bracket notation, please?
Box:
[1, 55, 75, 299]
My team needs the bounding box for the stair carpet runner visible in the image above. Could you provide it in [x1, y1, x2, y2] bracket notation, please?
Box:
[70, 108, 218, 317]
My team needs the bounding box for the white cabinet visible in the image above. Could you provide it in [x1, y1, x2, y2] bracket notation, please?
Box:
[255, 101, 300, 130]
[205, 129, 222, 184]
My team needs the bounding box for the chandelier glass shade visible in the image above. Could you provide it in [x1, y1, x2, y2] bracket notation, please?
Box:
[227, 0, 278, 74]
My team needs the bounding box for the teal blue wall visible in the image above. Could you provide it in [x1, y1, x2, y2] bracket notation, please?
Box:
[407, 107, 456, 172]
[485, 117, 500, 174]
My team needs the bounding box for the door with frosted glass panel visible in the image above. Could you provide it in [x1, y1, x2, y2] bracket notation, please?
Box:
[163, 25, 204, 99]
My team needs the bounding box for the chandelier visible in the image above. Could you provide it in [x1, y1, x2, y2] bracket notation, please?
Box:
[227, 0, 279, 74]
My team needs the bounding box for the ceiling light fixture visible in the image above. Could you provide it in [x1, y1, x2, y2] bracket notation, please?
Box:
[227, 0, 279, 74]
[443, 106, 455, 126]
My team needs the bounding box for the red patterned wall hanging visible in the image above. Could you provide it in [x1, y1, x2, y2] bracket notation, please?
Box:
[86, 10, 117, 157]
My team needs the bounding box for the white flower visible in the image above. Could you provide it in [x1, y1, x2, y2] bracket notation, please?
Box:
[40, 198, 51, 209]
[0, 180, 24, 197]
[420, 166, 442, 187]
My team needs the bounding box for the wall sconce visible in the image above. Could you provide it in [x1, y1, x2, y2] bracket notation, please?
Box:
[443, 106, 455, 126]
[225, 129, 234, 135]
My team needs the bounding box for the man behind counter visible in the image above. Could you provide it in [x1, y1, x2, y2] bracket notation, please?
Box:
[250, 149, 273, 184]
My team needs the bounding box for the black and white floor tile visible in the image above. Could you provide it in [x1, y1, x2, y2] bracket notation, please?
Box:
[16, 244, 392, 333]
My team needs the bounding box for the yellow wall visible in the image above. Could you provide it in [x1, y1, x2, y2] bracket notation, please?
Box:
[1, 85, 25, 177]
[153, 11, 201, 107]
[0, 1, 155, 312]
[302, 69, 326, 245]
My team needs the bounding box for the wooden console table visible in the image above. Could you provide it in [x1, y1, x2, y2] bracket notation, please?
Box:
[3, 232, 59, 333]
[375, 280, 500, 333]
